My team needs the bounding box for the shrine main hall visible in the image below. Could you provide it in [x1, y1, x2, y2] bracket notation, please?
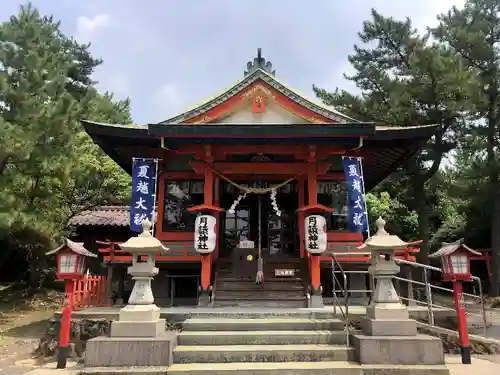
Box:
[73, 49, 435, 307]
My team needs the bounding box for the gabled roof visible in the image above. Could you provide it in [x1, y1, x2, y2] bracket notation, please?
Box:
[430, 238, 482, 258]
[160, 49, 358, 124]
[46, 238, 97, 257]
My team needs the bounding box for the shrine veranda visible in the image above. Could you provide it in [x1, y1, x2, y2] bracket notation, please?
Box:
[74, 50, 436, 307]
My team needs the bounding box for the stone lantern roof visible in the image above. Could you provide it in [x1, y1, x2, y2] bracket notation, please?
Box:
[357, 217, 409, 250]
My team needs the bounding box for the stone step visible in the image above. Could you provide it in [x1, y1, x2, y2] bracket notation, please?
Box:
[216, 282, 304, 291]
[216, 276, 304, 283]
[217, 257, 301, 264]
[177, 330, 347, 346]
[80, 363, 450, 375]
[79, 367, 170, 375]
[182, 317, 345, 331]
[214, 290, 304, 299]
[214, 295, 305, 301]
[213, 299, 307, 308]
[173, 344, 355, 363]
[169, 309, 340, 320]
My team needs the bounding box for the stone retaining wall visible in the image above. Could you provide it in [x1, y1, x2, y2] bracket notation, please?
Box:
[36, 316, 181, 359]
[416, 322, 500, 355]
[35, 317, 112, 359]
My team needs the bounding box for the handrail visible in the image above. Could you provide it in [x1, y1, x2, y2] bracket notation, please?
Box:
[331, 254, 350, 347]
[329, 253, 488, 334]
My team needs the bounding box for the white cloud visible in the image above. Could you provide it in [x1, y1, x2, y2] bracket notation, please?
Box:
[101, 75, 130, 98]
[321, 0, 465, 93]
[75, 14, 110, 42]
[412, 0, 465, 33]
[153, 84, 184, 120]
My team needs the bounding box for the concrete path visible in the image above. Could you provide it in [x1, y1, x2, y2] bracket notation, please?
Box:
[446, 355, 500, 374]
[0, 359, 80, 375]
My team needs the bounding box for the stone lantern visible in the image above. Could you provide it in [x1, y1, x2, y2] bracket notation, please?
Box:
[110, 219, 170, 338]
[85, 220, 177, 368]
[353, 217, 445, 366]
[358, 217, 411, 327]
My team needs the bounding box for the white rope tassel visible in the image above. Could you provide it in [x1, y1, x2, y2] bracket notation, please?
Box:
[256, 257, 264, 284]
[270, 189, 281, 217]
[228, 193, 247, 215]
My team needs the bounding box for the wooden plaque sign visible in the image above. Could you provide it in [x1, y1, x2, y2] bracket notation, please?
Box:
[274, 269, 295, 277]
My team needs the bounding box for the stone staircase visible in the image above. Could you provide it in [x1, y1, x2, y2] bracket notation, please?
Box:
[166, 311, 450, 375]
[168, 312, 357, 375]
[213, 257, 307, 308]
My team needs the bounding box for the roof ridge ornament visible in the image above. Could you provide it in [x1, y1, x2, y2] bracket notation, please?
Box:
[244, 48, 276, 77]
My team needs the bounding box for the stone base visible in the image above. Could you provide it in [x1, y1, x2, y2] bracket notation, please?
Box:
[361, 317, 417, 336]
[352, 334, 445, 365]
[366, 303, 409, 320]
[118, 304, 160, 322]
[309, 294, 324, 308]
[110, 319, 165, 338]
[84, 331, 177, 367]
[198, 289, 210, 307]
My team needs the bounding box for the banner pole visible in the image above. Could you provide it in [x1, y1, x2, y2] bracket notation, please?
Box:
[357, 157, 370, 237]
[150, 159, 159, 234]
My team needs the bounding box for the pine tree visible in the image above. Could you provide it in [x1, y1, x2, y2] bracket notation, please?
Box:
[314, 9, 477, 264]
[433, 0, 500, 296]
[0, 3, 131, 291]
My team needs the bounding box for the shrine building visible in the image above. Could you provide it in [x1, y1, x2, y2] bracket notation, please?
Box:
[75, 49, 436, 308]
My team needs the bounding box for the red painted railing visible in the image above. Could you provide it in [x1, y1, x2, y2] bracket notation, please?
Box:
[71, 276, 109, 310]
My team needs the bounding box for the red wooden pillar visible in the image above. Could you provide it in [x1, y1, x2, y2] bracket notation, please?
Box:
[452, 280, 471, 364]
[306, 162, 321, 293]
[213, 176, 220, 261]
[298, 177, 305, 258]
[200, 153, 214, 305]
[186, 145, 227, 306]
[57, 280, 75, 368]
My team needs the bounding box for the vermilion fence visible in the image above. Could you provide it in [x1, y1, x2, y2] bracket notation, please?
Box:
[71, 275, 109, 310]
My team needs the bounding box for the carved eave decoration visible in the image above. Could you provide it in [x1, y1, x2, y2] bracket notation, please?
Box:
[159, 51, 357, 125]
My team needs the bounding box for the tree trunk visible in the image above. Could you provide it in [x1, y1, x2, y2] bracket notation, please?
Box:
[488, 117, 500, 296]
[487, 81, 500, 296]
[27, 252, 44, 296]
[490, 181, 500, 296]
[413, 182, 430, 265]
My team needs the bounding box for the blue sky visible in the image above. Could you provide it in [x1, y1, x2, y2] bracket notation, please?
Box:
[1, 0, 463, 124]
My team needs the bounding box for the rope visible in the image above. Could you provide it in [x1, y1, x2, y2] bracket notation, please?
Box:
[208, 164, 301, 194]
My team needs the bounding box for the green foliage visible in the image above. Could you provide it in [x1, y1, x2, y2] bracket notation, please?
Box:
[432, 0, 500, 295]
[314, 8, 478, 264]
[0, 3, 131, 290]
[366, 191, 418, 240]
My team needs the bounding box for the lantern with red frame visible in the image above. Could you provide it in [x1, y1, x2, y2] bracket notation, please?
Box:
[46, 238, 97, 280]
[429, 239, 481, 282]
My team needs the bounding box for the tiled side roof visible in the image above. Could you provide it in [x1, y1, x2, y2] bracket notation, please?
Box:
[68, 206, 129, 227]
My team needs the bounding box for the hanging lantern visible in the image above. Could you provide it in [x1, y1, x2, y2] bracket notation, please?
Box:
[194, 215, 217, 254]
[304, 215, 327, 254]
